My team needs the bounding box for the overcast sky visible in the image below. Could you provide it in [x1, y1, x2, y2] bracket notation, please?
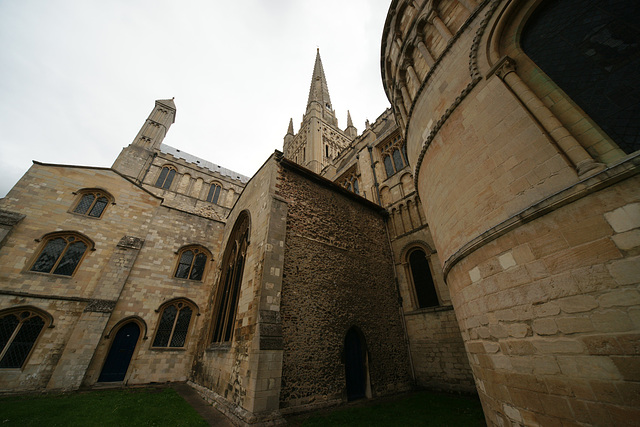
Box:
[0, 0, 393, 197]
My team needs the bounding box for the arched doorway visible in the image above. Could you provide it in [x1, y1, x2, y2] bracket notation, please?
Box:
[344, 327, 368, 401]
[98, 322, 140, 382]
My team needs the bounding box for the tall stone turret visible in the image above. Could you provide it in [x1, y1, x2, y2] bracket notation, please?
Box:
[130, 98, 176, 150]
[283, 50, 356, 174]
[112, 98, 176, 182]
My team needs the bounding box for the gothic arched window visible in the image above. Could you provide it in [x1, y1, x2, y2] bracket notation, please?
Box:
[521, 0, 640, 155]
[174, 246, 209, 281]
[30, 232, 91, 276]
[155, 166, 177, 190]
[0, 308, 48, 369]
[408, 248, 439, 308]
[211, 212, 250, 343]
[72, 189, 112, 218]
[152, 300, 195, 348]
[207, 183, 222, 204]
[380, 134, 408, 178]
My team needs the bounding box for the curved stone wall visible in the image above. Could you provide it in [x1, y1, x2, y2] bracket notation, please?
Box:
[382, 0, 640, 425]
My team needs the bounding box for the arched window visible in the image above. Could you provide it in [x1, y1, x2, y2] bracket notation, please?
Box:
[30, 232, 91, 276]
[155, 166, 177, 190]
[174, 246, 209, 281]
[383, 155, 395, 177]
[152, 300, 195, 348]
[392, 149, 405, 171]
[0, 308, 48, 368]
[521, 0, 640, 155]
[211, 212, 250, 343]
[72, 189, 112, 218]
[380, 134, 408, 178]
[207, 183, 222, 204]
[340, 170, 360, 195]
[408, 248, 439, 308]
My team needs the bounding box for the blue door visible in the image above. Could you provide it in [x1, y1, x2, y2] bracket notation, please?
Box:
[344, 327, 366, 401]
[98, 322, 140, 382]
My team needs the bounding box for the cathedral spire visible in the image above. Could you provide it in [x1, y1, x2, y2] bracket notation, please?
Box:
[306, 49, 333, 113]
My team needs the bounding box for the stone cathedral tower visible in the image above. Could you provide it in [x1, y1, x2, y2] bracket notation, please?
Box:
[283, 50, 357, 174]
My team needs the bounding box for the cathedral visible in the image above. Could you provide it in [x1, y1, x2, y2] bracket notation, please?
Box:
[1, 1, 639, 426]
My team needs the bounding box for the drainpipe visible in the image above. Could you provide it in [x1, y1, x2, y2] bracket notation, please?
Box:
[367, 146, 382, 205]
[140, 152, 157, 185]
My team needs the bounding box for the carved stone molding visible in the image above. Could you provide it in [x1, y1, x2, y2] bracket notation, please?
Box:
[492, 55, 517, 80]
[117, 235, 144, 250]
[84, 299, 117, 313]
[0, 209, 26, 227]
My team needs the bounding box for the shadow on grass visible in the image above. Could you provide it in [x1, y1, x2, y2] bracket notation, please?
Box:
[286, 390, 486, 426]
[0, 388, 208, 427]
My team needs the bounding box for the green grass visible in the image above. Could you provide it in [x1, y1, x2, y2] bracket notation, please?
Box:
[0, 388, 208, 427]
[288, 390, 486, 427]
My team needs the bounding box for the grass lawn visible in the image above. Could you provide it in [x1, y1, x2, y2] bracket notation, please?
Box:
[287, 390, 487, 426]
[0, 387, 208, 427]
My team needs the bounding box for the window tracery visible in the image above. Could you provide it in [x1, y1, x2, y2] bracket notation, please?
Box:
[30, 233, 90, 276]
[152, 300, 194, 348]
[72, 189, 112, 218]
[380, 134, 408, 178]
[211, 212, 250, 343]
[174, 246, 209, 281]
[0, 308, 48, 369]
[340, 170, 360, 195]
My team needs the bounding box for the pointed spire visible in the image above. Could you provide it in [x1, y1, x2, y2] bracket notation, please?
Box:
[345, 110, 358, 139]
[307, 49, 333, 112]
[287, 118, 294, 135]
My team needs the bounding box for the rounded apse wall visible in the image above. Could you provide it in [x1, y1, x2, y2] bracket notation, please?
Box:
[381, 0, 640, 425]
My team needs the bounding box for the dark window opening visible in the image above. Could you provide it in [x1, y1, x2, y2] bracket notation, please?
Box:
[174, 247, 208, 281]
[409, 249, 439, 308]
[522, 0, 640, 154]
[155, 166, 176, 189]
[0, 310, 45, 369]
[211, 213, 250, 343]
[207, 184, 222, 204]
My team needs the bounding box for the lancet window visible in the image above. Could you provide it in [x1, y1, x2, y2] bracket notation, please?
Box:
[207, 183, 222, 204]
[210, 212, 250, 343]
[407, 248, 439, 308]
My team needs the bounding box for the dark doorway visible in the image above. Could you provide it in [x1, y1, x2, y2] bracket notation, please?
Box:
[344, 327, 367, 401]
[98, 322, 140, 382]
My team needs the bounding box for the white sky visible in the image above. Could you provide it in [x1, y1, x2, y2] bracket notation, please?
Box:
[0, 0, 393, 198]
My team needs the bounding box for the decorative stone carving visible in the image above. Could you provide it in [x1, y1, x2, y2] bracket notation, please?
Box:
[84, 299, 117, 313]
[117, 235, 144, 250]
[0, 210, 26, 227]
